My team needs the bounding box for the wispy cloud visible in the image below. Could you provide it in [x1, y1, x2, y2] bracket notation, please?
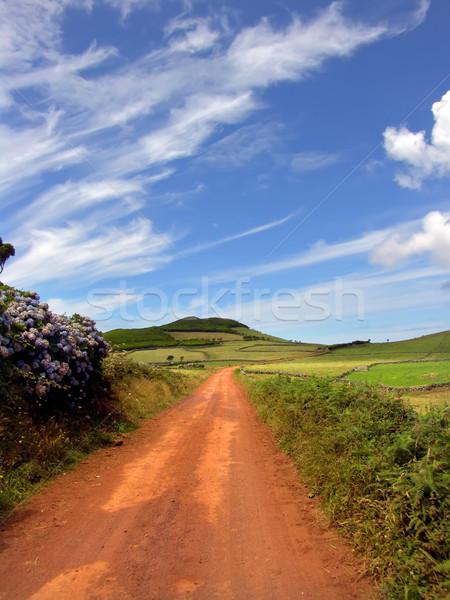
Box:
[4, 219, 178, 288]
[210, 228, 391, 283]
[291, 151, 339, 173]
[183, 213, 297, 256]
[1, 2, 393, 195]
[1, 0, 433, 296]
[200, 122, 283, 167]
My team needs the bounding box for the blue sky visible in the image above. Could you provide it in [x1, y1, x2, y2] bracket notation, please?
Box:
[1, 0, 449, 343]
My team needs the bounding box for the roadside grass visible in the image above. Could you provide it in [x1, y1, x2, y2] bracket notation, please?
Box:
[346, 361, 450, 387]
[239, 373, 450, 600]
[0, 355, 207, 518]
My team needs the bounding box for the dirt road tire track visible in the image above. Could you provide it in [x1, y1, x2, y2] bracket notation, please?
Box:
[0, 368, 376, 599]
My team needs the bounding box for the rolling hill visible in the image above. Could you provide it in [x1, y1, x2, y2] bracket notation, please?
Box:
[102, 317, 284, 351]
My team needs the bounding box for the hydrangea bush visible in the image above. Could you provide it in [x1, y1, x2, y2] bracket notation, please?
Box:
[0, 285, 110, 408]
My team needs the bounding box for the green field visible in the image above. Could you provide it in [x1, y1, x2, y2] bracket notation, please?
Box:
[129, 340, 319, 364]
[330, 330, 450, 358]
[129, 347, 210, 363]
[231, 326, 294, 342]
[346, 360, 450, 387]
[246, 353, 398, 376]
[247, 331, 450, 378]
[103, 326, 177, 350]
[169, 331, 243, 341]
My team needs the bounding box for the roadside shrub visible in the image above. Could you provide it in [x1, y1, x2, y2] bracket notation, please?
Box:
[0, 285, 110, 413]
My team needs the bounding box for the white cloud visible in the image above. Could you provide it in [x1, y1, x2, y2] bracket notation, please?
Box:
[226, 4, 386, 90]
[210, 228, 391, 284]
[4, 219, 177, 288]
[200, 123, 282, 167]
[0, 115, 84, 197]
[1, 2, 394, 193]
[370, 211, 450, 268]
[0, 0, 434, 296]
[167, 18, 220, 54]
[102, 0, 160, 20]
[139, 92, 257, 165]
[384, 90, 450, 189]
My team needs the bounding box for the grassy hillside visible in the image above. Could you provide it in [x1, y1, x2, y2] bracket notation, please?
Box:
[103, 326, 178, 350]
[169, 331, 244, 341]
[160, 316, 248, 332]
[103, 317, 298, 351]
[249, 330, 449, 374]
[330, 330, 450, 358]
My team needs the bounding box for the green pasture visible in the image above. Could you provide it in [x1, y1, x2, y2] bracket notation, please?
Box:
[346, 360, 450, 387]
[169, 331, 243, 341]
[331, 330, 449, 358]
[231, 326, 292, 342]
[247, 331, 450, 378]
[128, 347, 209, 363]
[129, 340, 319, 364]
[246, 353, 400, 377]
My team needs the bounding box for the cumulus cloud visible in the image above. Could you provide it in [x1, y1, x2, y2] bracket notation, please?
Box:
[384, 90, 450, 189]
[370, 211, 450, 268]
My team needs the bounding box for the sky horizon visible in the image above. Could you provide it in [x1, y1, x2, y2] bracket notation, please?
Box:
[1, 0, 449, 344]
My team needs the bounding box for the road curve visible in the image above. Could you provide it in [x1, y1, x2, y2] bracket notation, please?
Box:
[0, 368, 375, 600]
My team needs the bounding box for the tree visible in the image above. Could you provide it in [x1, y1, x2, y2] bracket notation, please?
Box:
[166, 355, 174, 363]
[0, 238, 15, 275]
[180, 356, 184, 362]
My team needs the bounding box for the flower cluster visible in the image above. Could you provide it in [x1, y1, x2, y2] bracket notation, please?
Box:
[0, 287, 110, 401]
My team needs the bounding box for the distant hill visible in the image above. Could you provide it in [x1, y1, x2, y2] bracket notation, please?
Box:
[160, 317, 248, 333]
[329, 329, 450, 356]
[102, 317, 286, 351]
[103, 326, 178, 350]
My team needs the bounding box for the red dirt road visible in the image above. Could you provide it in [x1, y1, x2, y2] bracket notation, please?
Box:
[0, 368, 375, 600]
